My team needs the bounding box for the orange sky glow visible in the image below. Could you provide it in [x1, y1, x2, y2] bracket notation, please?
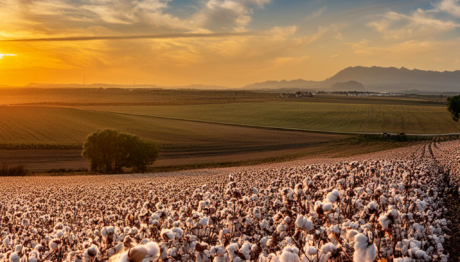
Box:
[1, 0, 460, 87]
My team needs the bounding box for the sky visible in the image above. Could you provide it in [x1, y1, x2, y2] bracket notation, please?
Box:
[1, 0, 460, 87]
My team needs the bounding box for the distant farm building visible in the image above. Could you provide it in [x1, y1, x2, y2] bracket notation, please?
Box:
[278, 91, 314, 98]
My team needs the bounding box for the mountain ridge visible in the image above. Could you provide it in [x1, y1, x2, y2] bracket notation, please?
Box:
[10, 66, 460, 93]
[244, 66, 460, 93]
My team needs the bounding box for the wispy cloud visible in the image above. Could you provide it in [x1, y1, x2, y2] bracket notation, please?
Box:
[305, 7, 326, 21]
[0, 32, 261, 42]
[435, 0, 460, 17]
[368, 9, 460, 40]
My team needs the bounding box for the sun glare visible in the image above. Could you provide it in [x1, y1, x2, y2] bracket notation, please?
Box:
[0, 53, 17, 59]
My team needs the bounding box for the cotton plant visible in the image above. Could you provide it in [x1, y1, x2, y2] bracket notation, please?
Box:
[0, 141, 457, 261]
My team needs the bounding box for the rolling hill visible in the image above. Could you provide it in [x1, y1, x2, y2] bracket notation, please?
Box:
[323, 66, 460, 93]
[244, 66, 460, 93]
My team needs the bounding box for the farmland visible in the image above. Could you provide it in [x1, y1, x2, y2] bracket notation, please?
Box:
[0, 105, 361, 171]
[0, 88, 277, 105]
[1, 139, 460, 261]
[0, 89, 455, 172]
[85, 101, 459, 134]
[0, 105, 348, 148]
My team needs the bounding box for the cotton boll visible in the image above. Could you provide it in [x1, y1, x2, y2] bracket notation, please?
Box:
[280, 246, 299, 262]
[239, 242, 251, 260]
[171, 227, 183, 238]
[127, 246, 148, 262]
[213, 253, 229, 262]
[295, 215, 313, 231]
[326, 189, 340, 203]
[378, 214, 393, 229]
[200, 217, 212, 226]
[197, 250, 210, 262]
[49, 238, 60, 250]
[83, 246, 99, 262]
[167, 247, 177, 257]
[367, 201, 378, 212]
[304, 244, 317, 256]
[416, 200, 427, 212]
[9, 253, 19, 262]
[321, 242, 337, 255]
[387, 206, 399, 219]
[102, 226, 115, 239]
[226, 243, 239, 259]
[353, 233, 376, 262]
[14, 245, 22, 253]
[277, 223, 287, 232]
[34, 244, 43, 252]
[394, 258, 412, 262]
[114, 251, 129, 262]
[322, 203, 332, 212]
[144, 242, 160, 261]
[160, 229, 175, 241]
[346, 230, 359, 242]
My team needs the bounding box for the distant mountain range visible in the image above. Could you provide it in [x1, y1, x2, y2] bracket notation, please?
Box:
[244, 66, 460, 93]
[24, 83, 229, 90]
[9, 66, 460, 94]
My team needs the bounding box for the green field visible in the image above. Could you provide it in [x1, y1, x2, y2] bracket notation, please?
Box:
[84, 101, 459, 134]
[0, 106, 345, 150]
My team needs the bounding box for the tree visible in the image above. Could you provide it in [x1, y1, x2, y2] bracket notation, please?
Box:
[447, 95, 460, 122]
[82, 129, 160, 173]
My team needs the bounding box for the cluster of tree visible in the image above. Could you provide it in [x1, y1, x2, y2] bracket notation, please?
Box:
[278, 91, 313, 98]
[82, 129, 160, 174]
[448, 95, 460, 122]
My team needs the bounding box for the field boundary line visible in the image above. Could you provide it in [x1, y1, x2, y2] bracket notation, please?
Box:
[79, 108, 460, 137]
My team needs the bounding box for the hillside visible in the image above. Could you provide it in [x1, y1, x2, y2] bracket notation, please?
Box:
[323, 66, 460, 93]
[244, 66, 460, 93]
[330, 80, 365, 91]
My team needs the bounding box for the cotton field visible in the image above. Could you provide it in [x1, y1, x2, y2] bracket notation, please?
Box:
[1, 141, 460, 262]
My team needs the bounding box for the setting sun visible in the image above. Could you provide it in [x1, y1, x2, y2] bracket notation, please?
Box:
[0, 53, 16, 59]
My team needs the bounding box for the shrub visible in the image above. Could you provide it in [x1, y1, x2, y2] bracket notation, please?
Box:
[0, 164, 29, 176]
[447, 95, 460, 122]
[81, 129, 160, 174]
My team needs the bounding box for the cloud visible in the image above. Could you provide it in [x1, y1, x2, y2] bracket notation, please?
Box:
[348, 38, 459, 58]
[0, 0, 192, 39]
[193, 0, 271, 31]
[435, 0, 460, 17]
[305, 7, 326, 21]
[334, 32, 344, 40]
[368, 9, 460, 40]
[0, 32, 261, 42]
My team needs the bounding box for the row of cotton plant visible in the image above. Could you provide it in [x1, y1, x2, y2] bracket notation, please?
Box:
[0, 141, 457, 261]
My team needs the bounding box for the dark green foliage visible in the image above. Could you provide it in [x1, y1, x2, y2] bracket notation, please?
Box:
[82, 129, 160, 174]
[0, 164, 29, 176]
[447, 95, 460, 122]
